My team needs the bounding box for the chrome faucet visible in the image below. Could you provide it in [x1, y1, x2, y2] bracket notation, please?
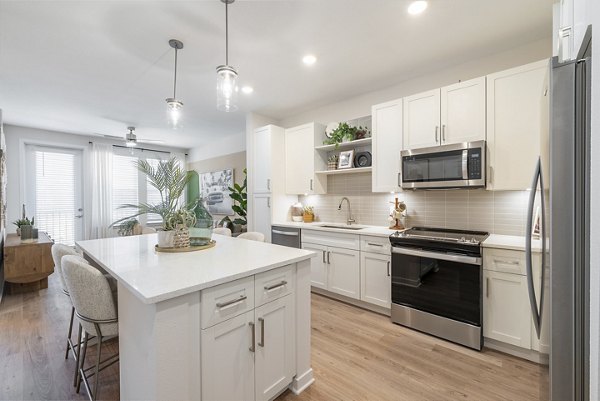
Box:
[338, 197, 356, 225]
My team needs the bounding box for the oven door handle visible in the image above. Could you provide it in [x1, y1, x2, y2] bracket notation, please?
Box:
[391, 247, 482, 266]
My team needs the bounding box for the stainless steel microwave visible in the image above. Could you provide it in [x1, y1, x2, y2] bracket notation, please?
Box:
[400, 140, 486, 189]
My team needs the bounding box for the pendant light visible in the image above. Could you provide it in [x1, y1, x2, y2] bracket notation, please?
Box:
[216, 0, 238, 112]
[166, 39, 184, 128]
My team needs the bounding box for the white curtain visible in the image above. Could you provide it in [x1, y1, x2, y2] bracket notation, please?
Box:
[88, 143, 114, 239]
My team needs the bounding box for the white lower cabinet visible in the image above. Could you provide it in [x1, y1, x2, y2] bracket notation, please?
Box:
[327, 247, 360, 299]
[201, 268, 296, 401]
[360, 252, 391, 308]
[201, 311, 255, 401]
[255, 295, 295, 401]
[302, 243, 328, 290]
[253, 194, 272, 243]
[483, 270, 531, 348]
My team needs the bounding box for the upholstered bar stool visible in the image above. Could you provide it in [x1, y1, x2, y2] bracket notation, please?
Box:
[51, 244, 82, 361]
[237, 231, 265, 242]
[62, 255, 119, 401]
[213, 227, 232, 236]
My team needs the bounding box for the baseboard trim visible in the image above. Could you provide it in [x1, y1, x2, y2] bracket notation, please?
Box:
[484, 338, 549, 364]
[311, 288, 391, 316]
[290, 368, 314, 395]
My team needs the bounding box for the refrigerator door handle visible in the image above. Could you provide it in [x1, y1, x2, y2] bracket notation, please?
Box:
[526, 157, 542, 337]
[537, 157, 547, 340]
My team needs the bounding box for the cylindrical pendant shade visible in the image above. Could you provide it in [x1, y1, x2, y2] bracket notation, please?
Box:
[166, 98, 183, 128]
[216, 65, 238, 112]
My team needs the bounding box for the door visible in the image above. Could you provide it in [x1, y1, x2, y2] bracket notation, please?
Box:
[25, 145, 83, 245]
[441, 77, 486, 145]
[403, 88, 441, 149]
[285, 124, 313, 194]
[486, 59, 548, 190]
[201, 311, 255, 401]
[302, 243, 327, 289]
[360, 252, 391, 308]
[253, 127, 272, 194]
[483, 270, 531, 348]
[254, 295, 295, 401]
[253, 194, 272, 243]
[372, 99, 403, 192]
[327, 247, 360, 299]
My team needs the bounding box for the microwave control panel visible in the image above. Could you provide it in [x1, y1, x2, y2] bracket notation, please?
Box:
[467, 149, 482, 179]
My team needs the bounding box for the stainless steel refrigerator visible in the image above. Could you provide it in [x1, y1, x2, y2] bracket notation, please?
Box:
[526, 29, 591, 401]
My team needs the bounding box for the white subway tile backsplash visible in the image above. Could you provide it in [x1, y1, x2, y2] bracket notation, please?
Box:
[299, 174, 530, 235]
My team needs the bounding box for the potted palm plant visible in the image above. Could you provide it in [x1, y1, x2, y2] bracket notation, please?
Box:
[111, 157, 193, 248]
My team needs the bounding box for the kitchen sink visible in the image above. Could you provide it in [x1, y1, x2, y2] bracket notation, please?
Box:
[317, 224, 365, 230]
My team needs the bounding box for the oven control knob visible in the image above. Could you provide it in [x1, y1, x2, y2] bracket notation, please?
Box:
[460, 237, 466, 243]
[470, 238, 478, 244]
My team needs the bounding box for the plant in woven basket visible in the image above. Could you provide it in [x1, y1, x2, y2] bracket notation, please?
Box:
[303, 206, 315, 223]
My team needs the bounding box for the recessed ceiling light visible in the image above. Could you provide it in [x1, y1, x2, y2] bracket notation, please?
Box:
[408, 1, 427, 15]
[241, 86, 254, 94]
[302, 54, 317, 66]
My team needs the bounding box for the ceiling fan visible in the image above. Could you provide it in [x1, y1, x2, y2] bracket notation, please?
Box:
[123, 126, 164, 148]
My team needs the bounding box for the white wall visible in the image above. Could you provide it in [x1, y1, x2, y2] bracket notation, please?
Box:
[188, 131, 246, 163]
[589, 2, 599, 399]
[3, 124, 187, 236]
[280, 38, 551, 128]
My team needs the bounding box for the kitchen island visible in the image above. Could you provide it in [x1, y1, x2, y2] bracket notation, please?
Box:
[76, 233, 316, 401]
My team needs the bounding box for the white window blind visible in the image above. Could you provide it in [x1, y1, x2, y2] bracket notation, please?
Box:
[26, 146, 82, 246]
[111, 148, 172, 226]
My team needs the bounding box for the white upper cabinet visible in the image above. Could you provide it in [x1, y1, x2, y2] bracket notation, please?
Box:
[486, 60, 548, 190]
[403, 77, 485, 150]
[440, 77, 486, 144]
[285, 123, 326, 195]
[403, 88, 440, 149]
[252, 126, 273, 194]
[372, 99, 403, 193]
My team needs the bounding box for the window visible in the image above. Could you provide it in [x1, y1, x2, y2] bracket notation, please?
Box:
[25, 146, 83, 245]
[111, 148, 180, 226]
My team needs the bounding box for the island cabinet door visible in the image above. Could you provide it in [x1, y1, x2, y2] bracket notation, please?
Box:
[201, 311, 255, 401]
[327, 247, 360, 299]
[302, 243, 328, 289]
[254, 294, 295, 401]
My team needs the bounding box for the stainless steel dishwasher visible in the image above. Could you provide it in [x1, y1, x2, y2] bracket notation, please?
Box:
[271, 226, 301, 248]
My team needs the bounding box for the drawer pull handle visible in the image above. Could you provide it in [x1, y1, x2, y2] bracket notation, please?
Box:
[493, 259, 520, 266]
[264, 280, 287, 291]
[486, 278, 490, 297]
[249, 322, 255, 352]
[258, 317, 265, 347]
[367, 242, 384, 247]
[216, 295, 247, 309]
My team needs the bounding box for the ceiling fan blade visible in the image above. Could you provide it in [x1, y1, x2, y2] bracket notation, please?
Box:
[138, 139, 165, 144]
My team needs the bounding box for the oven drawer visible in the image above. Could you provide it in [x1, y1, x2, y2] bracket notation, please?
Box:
[360, 235, 391, 255]
[201, 276, 255, 329]
[254, 264, 295, 307]
[483, 248, 540, 275]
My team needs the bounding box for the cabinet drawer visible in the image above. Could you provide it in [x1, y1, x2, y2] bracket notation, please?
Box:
[255, 265, 295, 307]
[483, 248, 541, 275]
[360, 235, 391, 255]
[301, 230, 359, 250]
[201, 276, 255, 329]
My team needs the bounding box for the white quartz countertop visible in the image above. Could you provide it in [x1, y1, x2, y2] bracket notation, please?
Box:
[272, 221, 402, 237]
[483, 234, 544, 252]
[76, 234, 316, 304]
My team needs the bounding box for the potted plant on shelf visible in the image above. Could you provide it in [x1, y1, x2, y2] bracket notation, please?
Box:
[111, 157, 193, 248]
[323, 122, 357, 148]
[13, 216, 34, 237]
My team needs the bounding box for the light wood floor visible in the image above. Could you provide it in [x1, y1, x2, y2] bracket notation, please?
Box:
[0, 274, 548, 401]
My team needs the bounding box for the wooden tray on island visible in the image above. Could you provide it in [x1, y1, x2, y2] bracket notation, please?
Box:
[155, 240, 216, 253]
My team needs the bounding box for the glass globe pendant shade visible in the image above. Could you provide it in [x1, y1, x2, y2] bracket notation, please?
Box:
[216, 65, 238, 112]
[166, 98, 183, 128]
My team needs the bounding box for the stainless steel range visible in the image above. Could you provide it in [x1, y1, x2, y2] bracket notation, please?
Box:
[389, 227, 489, 350]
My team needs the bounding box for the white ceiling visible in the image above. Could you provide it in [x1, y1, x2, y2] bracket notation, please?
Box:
[0, 0, 552, 149]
